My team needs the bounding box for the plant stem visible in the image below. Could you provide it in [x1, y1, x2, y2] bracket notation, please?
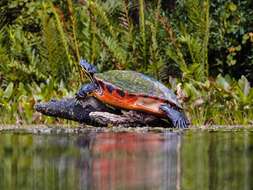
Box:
[203, 0, 210, 78]
[66, 0, 83, 80]
[50, 2, 72, 66]
[139, 0, 147, 69]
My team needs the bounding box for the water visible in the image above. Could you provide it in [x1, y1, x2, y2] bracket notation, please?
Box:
[0, 130, 253, 190]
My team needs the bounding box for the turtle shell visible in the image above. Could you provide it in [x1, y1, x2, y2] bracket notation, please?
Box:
[94, 70, 182, 108]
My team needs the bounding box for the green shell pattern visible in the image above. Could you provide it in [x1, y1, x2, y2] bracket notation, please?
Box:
[95, 70, 181, 108]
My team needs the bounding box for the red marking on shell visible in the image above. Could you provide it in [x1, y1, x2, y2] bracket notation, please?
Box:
[93, 90, 167, 117]
[96, 78, 175, 106]
[93, 78, 178, 116]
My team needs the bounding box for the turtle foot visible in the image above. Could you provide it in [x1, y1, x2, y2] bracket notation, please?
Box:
[160, 104, 189, 128]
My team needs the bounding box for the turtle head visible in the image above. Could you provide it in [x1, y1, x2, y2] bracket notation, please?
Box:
[80, 59, 97, 74]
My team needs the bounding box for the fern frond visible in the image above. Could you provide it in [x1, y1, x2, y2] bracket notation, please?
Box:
[146, 0, 166, 80]
[158, 15, 187, 73]
[179, 33, 202, 65]
[147, 21, 163, 80]
[182, 0, 210, 77]
[166, 47, 187, 72]
[88, 1, 117, 38]
[99, 33, 127, 68]
[67, 0, 80, 61]
[118, 10, 130, 30]
[0, 29, 9, 79]
[98, 0, 122, 15]
[157, 14, 178, 49]
[40, 7, 70, 83]
[75, 5, 97, 63]
[118, 0, 133, 32]
[66, 0, 84, 80]
[49, 2, 73, 66]
[139, 0, 147, 69]
[0, 11, 6, 30]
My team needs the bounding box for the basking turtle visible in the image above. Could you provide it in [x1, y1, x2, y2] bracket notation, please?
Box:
[76, 60, 189, 128]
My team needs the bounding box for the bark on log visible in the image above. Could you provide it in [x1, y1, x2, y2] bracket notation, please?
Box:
[35, 97, 117, 125]
[89, 111, 169, 127]
[35, 97, 170, 127]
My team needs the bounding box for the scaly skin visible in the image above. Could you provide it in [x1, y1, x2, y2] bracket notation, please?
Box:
[160, 104, 189, 128]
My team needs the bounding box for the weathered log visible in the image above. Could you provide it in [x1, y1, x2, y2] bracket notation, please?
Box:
[89, 112, 134, 126]
[35, 97, 117, 125]
[35, 97, 170, 127]
[89, 111, 169, 127]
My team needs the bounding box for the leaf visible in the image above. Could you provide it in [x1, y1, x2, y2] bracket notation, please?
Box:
[184, 83, 201, 100]
[228, 2, 237, 12]
[215, 74, 231, 92]
[3, 82, 14, 99]
[238, 75, 250, 96]
[242, 33, 249, 44]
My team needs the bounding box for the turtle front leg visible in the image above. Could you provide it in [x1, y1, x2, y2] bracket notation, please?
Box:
[76, 82, 98, 100]
[160, 104, 189, 128]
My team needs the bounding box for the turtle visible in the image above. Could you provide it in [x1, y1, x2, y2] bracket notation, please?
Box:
[76, 60, 189, 128]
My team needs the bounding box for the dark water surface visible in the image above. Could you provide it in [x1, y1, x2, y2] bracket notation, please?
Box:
[0, 130, 253, 190]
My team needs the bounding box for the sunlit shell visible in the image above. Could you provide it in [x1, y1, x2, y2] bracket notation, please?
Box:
[95, 70, 181, 108]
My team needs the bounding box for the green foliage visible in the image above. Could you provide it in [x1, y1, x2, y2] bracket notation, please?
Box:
[209, 0, 253, 80]
[181, 75, 253, 125]
[39, 3, 71, 83]
[162, 0, 210, 82]
[0, 0, 252, 125]
[0, 0, 78, 123]
[0, 79, 73, 124]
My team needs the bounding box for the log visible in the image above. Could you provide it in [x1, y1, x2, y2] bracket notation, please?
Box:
[34, 96, 170, 127]
[35, 97, 117, 125]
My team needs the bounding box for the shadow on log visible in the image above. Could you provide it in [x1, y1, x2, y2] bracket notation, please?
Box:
[35, 97, 170, 127]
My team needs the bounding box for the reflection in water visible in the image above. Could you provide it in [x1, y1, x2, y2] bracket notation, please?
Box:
[88, 132, 181, 190]
[182, 132, 253, 190]
[0, 131, 253, 190]
[0, 132, 181, 190]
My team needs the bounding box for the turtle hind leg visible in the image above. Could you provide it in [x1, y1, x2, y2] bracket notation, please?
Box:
[160, 104, 189, 128]
[76, 82, 98, 100]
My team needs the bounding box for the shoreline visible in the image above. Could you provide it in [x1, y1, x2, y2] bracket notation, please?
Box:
[0, 125, 253, 134]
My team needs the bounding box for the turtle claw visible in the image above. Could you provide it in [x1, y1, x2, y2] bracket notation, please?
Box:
[174, 120, 179, 128]
[180, 117, 189, 129]
[183, 120, 187, 128]
[183, 118, 190, 128]
[181, 119, 187, 129]
[74, 96, 81, 105]
[160, 104, 189, 128]
[75, 89, 87, 100]
[180, 119, 185, 129]
[75, 83, 98, 102]
[179, 120, 183, 129]
[176, 119, 184, 129]
[75, 92, 85, 105]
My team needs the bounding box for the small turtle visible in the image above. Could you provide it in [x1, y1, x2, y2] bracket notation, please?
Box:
[76, 60, 189, 128]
